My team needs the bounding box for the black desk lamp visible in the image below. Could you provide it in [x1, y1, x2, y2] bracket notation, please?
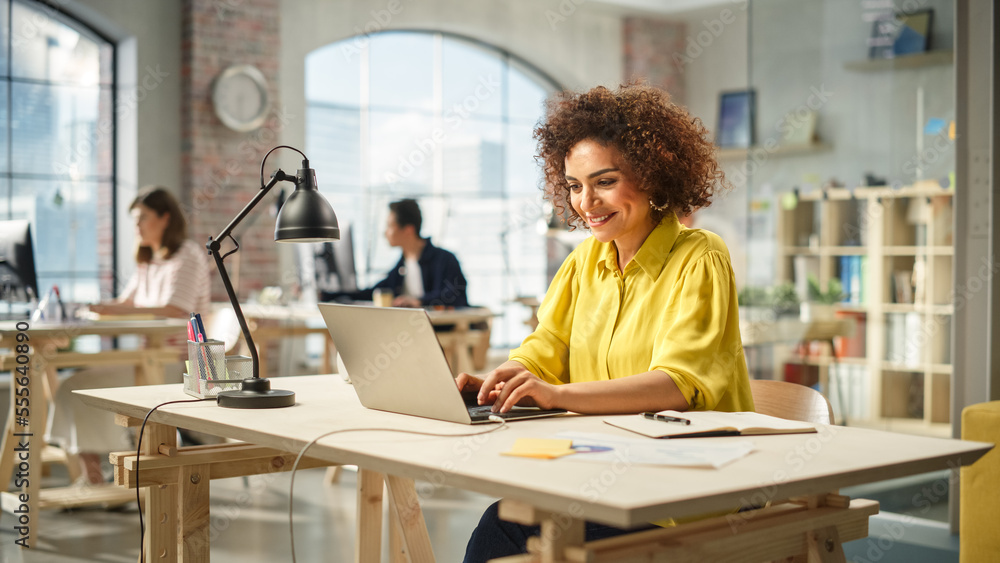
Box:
[207, 145, 339, 408]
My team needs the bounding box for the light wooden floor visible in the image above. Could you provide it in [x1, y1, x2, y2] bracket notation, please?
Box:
[0, 466, 495, 562]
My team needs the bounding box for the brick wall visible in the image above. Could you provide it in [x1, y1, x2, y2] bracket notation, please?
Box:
[181, 0, 284, 300]
[622, 17, 687, 106]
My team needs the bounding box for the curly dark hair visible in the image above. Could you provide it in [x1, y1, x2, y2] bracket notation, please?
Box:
[534, 83, 727, 228]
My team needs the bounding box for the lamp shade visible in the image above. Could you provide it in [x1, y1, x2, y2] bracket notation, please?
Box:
[274, 170, 340, 242]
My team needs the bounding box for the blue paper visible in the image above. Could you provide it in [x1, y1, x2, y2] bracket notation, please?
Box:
[925, 118, 947, 135]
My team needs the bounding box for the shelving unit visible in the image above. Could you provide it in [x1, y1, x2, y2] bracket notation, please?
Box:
[717, 142, 831, 161]
[842, 50, 953, 72]
[776, 184, 954, 436]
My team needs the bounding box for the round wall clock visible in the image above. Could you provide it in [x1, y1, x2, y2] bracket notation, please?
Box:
[212, 64, 270, 132]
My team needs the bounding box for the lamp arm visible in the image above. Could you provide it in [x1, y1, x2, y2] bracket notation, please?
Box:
[212, 169, 294, 243]
[206, 168, 297, 380]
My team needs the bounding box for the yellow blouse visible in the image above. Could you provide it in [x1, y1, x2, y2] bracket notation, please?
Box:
[510, 213, 754, 412]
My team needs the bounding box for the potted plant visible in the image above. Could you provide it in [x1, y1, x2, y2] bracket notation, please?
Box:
[738, 283, 800, 322]
[801, 276, 844, 322]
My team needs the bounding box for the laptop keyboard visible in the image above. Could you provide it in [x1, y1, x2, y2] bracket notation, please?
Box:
[466, 404, 564, 421]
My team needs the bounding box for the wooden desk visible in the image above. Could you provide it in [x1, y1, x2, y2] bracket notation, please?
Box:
[0, 318, 187, 544]
[76, 375, 990, 562]
[424, 307, 494, 375]
[234, 303, 494, 377]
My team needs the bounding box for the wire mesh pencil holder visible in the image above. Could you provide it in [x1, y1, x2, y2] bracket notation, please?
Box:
[183, 340, 242, 398]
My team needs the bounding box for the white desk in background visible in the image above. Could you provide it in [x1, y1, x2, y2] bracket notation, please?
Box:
[0, 318, 188, 544]
[231, 303, 494, 377]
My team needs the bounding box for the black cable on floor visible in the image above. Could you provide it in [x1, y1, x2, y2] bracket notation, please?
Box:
[135, 398, 214, 563]
[288, 417, 509, 563]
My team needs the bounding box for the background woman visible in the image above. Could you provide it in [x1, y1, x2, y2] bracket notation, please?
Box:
[90, 186, 211, 318]
[56, 187, 211, 482]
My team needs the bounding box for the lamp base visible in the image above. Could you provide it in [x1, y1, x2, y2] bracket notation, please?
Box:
[217, 377, 296, 409]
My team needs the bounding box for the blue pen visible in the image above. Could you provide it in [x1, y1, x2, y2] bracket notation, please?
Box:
[194, 313, 208, 340]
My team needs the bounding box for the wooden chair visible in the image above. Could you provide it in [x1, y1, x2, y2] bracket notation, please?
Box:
[749, 379, 835, 425]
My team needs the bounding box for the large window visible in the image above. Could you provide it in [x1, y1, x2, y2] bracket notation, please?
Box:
[306, 31, 558, 346]
[0, 0, 115, 304]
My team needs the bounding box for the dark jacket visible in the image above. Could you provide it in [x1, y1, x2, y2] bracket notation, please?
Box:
[322, 239, 468, 308]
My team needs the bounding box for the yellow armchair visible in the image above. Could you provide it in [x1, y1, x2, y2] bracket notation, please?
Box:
[960, 401, 1000, 562]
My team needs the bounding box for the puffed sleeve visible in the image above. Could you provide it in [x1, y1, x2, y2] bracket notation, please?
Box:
[507, 253, 580, 385]
[649, 250, 741, 410]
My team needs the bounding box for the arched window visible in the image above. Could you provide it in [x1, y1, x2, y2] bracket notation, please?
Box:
[0, 0, 116, 306]
[306, 31, 559, 346]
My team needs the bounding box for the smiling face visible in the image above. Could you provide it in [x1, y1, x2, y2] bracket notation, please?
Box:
[565, 138, 656, 255]
[131, 204, 170, 250]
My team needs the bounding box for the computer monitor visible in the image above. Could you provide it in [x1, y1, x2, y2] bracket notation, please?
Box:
[314, 222, 357, 293]
[0, 220, 39, 303]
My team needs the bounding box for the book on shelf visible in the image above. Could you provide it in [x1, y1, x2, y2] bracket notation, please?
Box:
[885, 312, 906, 364]
[893, 271, 914, 304]
[834, 310, 867, 357]
[604, 411, 819, 439]
[903, 312, 923, 366]
[829, 364, 870, 421]
[913, 257, 927, 303]
[860, 256, 868, 304]
[885, 312, 925, 366]
[838, 256, 865, 304]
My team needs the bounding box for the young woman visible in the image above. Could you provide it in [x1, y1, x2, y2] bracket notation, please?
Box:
[90, 186, 210, 319]
[457, 84, 754, 561]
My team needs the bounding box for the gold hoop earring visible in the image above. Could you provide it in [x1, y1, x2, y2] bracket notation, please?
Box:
[649, 199, 669, 212]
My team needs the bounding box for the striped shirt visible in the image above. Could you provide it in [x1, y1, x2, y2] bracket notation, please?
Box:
[120, 239, 211, 315]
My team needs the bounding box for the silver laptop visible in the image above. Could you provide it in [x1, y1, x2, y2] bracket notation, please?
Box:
[318, 303, 565, 424]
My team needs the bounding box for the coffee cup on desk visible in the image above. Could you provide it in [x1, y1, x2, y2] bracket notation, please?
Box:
[372, 289, 393, 307]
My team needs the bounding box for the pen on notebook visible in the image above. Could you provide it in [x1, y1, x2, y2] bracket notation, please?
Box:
[642, 412, 691, 425]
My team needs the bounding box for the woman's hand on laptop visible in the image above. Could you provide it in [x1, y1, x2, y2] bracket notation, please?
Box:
[456, 360, 557, 413]
[457, 361, 530, 405]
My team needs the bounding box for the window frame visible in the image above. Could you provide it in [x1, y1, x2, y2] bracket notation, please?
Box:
[1, 0, 118, 301]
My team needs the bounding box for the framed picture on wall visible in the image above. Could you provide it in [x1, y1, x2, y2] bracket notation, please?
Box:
[868, 9, 934, 59]
[717, 90, 755, 148]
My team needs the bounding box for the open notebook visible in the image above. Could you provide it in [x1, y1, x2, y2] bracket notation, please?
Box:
[605, 411, 818, 439]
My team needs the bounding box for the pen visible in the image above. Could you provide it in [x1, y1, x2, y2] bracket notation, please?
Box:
[642, 412, 691, 425]
[194, 313, 208, 340]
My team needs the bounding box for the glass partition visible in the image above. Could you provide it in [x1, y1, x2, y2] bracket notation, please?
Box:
[737, 0, 956, 524]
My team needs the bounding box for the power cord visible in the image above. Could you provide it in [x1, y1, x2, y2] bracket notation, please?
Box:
[288, 416, 508, 562]
[135, 398, 215, 563]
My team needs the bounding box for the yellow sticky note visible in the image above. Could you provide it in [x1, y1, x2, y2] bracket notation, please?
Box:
[501, 438, 575, 459]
